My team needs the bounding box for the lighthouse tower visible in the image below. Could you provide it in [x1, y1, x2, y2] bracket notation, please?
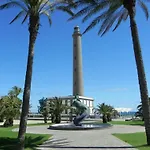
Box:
[47, 26, 94, 117]
[72, 26, 84, 96]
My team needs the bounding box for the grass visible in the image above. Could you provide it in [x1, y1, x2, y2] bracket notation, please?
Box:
[27, 122, 51, 127]
[83, 119, 144, 126]
[110, 120, 144, 126]
[0, 123, 52, 150]
[83, 120, 144, 126]
[114, 132, 150, 150]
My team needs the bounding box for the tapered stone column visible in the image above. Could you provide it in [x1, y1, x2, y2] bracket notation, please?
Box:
[73, 26, 84, 96]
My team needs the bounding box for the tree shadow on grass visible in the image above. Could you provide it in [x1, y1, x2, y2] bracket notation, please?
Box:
[128, 123, 144, 126]
[0, 136, 47, 150]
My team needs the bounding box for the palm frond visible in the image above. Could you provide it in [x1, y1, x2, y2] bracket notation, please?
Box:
[0, 1, 27, 12]
[82, 0, 110, 23]
[113, 8, 127, 31]
[138, 0, 149, 20]
[122, 9, 128, 20]
[22, 12, 29, 24]
[56, 6, 74, 16]
[40, 10, 52, 26]
[83, 0, 122, 34]
[39, 0, 51, 12]
[9, 10, 26, 24]
[22, 0, 30, 9]
[68, 0, 96, 9]
[68, 4, 94, 21]
[82, 14, 105, 34]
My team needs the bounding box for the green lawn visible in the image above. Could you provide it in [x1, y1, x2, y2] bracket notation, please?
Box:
[83, 120, 144, 126]
[0, 123, 51, 150]
[114, 132, 150, 150]
[110, 120, 144, 126]
[27, 122, 51, 126]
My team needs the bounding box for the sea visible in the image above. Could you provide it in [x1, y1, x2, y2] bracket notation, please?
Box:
[119, 111, 136, 118]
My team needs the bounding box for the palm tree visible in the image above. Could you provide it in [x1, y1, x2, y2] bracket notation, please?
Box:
[97, 103, 113, 123]
[0, 97, 4, 122]
[135, 102, 144, 120]
[0, 0, 73, 147]
[2, 95, 22, 127]
[0, 86, 22, 127]
[64, 0, 150, 145]
[106, 105, 114, 122]
[38, 97, 49, 123]
[0, 0, 54, 149]
[48, 97, 69, 123]
[135, 98, 150, 121]
[8, 86, 22, 98]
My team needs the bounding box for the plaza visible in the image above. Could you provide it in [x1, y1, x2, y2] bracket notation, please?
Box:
[13, 122, 145, 150]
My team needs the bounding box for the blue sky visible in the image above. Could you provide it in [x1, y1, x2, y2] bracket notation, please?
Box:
[0, 3, 150, 112]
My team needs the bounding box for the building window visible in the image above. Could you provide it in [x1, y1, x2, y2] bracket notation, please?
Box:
[74, 44, 76, 47]
[74, 68, 76, 72]
[74, 56, 76, 60]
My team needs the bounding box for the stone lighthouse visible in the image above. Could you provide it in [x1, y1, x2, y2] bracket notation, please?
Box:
[73, 26, 84, 96]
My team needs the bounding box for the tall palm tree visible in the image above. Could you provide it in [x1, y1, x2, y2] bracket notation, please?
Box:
[64, 0, 150, 145]
[0, 0, 53, 149]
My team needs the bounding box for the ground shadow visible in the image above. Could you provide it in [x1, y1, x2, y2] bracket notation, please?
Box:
[39, 143, 150, 149]
[39, 138, 135, 149]
[39, 138, 70, 148]
[0, 136, 46, 150]
[127, 123, 144, 126]
[39, 139, 150, 149]
[40, 145, 136, 149]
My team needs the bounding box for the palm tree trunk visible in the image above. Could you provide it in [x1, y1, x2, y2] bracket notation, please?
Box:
[129, 13, 150, 145]
[44, 116, 47, 123]
[17, 17, 39, 150]
[102, 114, 107, 123]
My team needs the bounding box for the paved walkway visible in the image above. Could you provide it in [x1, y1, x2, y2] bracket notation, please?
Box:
[21, 125, 145, 150]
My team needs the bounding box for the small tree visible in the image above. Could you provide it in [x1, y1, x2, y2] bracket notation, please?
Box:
[0, 97, 4, 122]
[97, 103, 108, 123]
[97, 103, 117, 123]
[135, 98, 150, 121]
[0, 86, 22, 127]
[38, 97, 49, 123]
[48, 97, 68, 123]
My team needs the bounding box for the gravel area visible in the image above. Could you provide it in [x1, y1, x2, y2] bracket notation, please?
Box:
[14, 125, 145, 150]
